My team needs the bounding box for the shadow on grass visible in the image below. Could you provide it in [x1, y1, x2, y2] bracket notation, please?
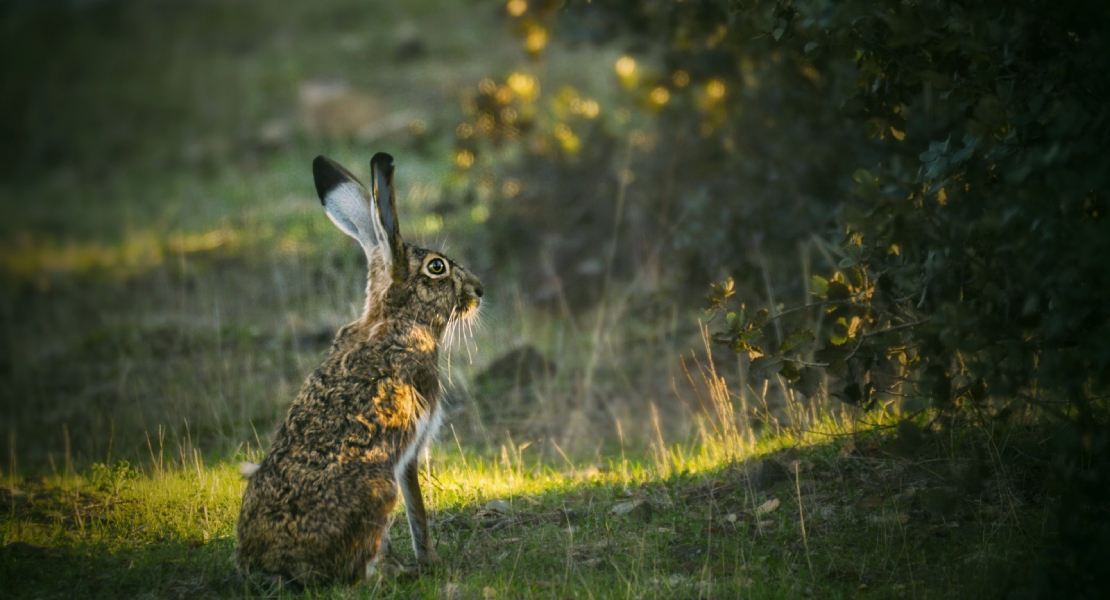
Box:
[2, 429, 1048, 600]
[0, 538, 246, 600]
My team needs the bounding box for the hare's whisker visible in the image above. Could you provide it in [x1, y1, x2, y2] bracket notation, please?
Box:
[443, 308, 453, 345]
[464, 329, 474, 365]
[464, 315, 477, 364]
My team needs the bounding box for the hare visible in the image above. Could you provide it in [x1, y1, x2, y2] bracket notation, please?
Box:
[236, 152, 483, 585]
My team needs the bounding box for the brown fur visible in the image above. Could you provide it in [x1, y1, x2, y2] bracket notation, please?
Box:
[236, 153, 482, 585]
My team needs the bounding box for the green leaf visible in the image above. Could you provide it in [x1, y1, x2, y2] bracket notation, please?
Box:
[750, 356, 784, 377]
[845, 266, 864, 288]
[779, 361, 801, 381]
[924, 156, 949, 180]
[827, 281, 851, 301]
[830, 317, 850, 345]
[707, 278, 735, 309]
[793, 366, 823, 398]
[852, 168, 879, 199]
[780, 328, 817, 355]
[739, 329, 763, 346]
[804, 41, 818, 54]
[772, 27, 785, 41]
[810, 275, 829, 297]
[920, 137, 951, 162]
[951, 144, 975, 163]
[751, 309, 770, 328]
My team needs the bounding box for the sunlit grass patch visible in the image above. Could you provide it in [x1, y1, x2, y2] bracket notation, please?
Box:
[2, 420, 1045, 599]
[1, 226, 244, 284]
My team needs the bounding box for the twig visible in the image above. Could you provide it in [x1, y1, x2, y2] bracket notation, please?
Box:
[756, 299, 869, 327]
[783, 358, 830, 368]
[862, 320, 928, 337]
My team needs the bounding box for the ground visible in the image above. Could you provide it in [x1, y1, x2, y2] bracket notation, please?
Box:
[0, 1, 1050, 598]
[1, 425, 1045, 599]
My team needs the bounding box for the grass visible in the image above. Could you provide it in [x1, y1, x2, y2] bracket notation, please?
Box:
[0, 1, 1056, 598]
[0, 0, 646, 469]
[1, 422, 1046, 599]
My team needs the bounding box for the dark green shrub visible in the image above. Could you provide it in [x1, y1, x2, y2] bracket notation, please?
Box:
[472, 1, 1110, 595]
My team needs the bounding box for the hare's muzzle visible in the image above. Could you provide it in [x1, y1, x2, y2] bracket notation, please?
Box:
[456, 274, 483, 319]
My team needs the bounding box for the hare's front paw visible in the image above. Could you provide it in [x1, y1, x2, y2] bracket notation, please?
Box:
[417, 547, 440, 568]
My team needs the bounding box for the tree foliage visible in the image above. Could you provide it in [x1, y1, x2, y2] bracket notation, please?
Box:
[522, 0, 1109, 412]
[468, 0, 1110, 594]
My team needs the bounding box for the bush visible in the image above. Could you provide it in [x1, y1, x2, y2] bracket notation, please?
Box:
[472, 0, 1110, 595]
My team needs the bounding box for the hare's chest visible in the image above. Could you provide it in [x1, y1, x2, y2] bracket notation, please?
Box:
[394, 403, 443, 479]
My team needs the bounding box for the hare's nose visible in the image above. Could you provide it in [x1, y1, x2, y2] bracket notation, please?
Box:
[473, 284, 484, 298]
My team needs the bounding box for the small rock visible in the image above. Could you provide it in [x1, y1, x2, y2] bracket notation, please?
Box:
[484, 499, 511, 513]
[611, 498, 653, 522]
[755, 498, 781, 515]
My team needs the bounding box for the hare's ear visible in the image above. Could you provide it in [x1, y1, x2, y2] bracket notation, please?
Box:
[313, 155, 396, 271]
[370, 152, 407, 281]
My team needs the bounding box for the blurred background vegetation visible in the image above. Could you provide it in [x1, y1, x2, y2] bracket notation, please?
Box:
[2, 0, 1109, 596]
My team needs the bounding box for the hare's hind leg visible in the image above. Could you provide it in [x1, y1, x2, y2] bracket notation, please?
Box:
[359, 481, 410, 581]
[364, 515, 408, 579]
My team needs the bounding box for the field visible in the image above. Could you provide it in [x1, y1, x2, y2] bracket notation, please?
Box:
[0, 1, 1055, 598]
[1, 426, 1046, 599]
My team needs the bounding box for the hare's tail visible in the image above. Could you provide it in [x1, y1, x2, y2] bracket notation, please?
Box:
[240, 462, 261, 478]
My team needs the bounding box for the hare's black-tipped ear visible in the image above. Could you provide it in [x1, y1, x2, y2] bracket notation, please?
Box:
[313, 155, 394, 271]
[370, 152, 407, 281]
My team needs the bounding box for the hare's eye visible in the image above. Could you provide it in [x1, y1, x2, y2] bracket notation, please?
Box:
[425, 257, 447, 277]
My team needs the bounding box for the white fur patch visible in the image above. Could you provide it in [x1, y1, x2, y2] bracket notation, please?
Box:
[394, 405, 443, 482]
[323, 182, 393, 265]
[239, 462, 260, 478]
